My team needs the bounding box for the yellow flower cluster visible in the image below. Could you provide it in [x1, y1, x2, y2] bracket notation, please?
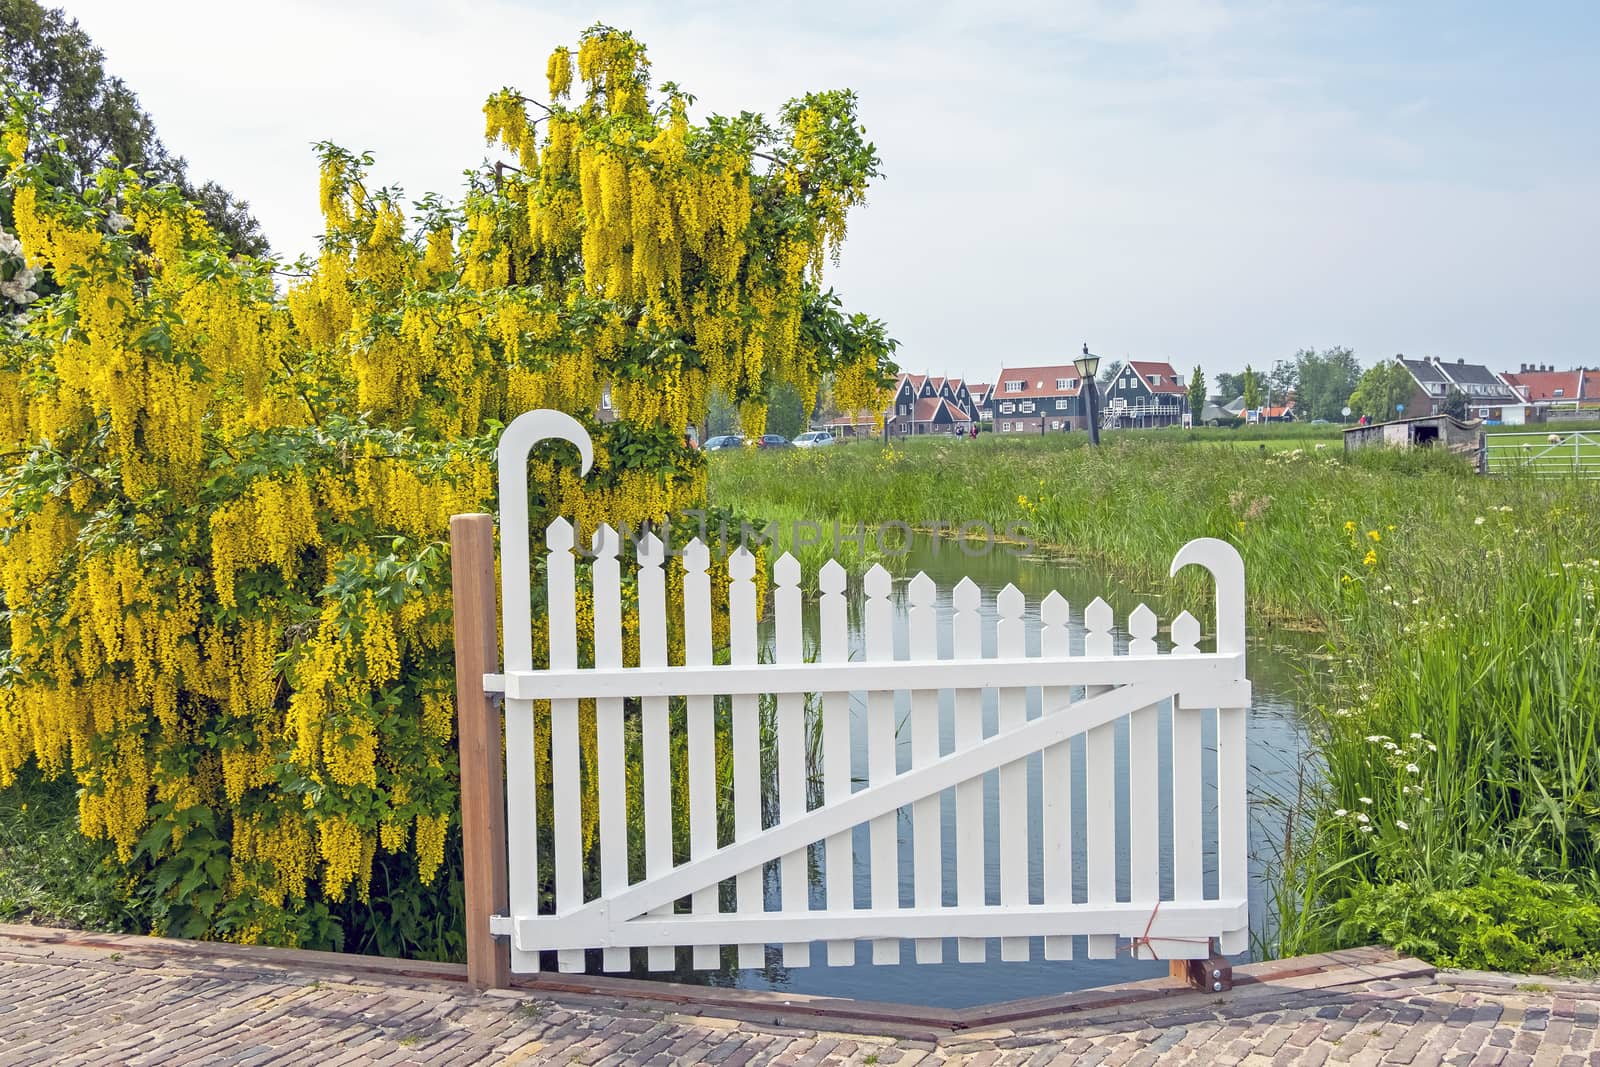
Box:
[0, 26, 889, 944]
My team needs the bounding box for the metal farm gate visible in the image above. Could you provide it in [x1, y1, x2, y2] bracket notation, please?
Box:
[449, 409, 1252, 989]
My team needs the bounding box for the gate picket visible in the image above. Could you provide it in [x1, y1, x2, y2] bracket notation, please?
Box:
[592, 525, 628, 972]
[863, 564, 899, 965]
[683, 538, 718, 969]
[951, 578, 986, 964]
[907, 572, 942, 964]
[1127, 603, 1160, 960]
[475, 406, 1253, 984]
[996, 584, 1029, 962]
[1040, 591, 1073, 961]
[729, 547, 762, 969]
[1083, 597, 1116, 960]
[546, 518, 583, 973]
[818, 561, 853, 967]
[1163, 610, 1204, 960]
[637, 531, 673, 971]
[773, 553, 809, 967]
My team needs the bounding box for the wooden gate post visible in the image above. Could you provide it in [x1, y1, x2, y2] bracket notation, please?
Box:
[450, 513, 511, 989]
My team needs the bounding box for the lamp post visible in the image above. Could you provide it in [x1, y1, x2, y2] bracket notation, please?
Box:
[1075, 343, 1102, 446]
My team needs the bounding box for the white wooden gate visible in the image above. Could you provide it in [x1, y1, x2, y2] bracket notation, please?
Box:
[474, 410, 1251, 976]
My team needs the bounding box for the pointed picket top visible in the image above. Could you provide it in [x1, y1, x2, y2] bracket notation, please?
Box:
[1129, 603, 1157, 642]
[952, 575, 981, 613]
[773, 552, 801, 588]
[636, 529, 664, 567]
[683, 537, 710, 574]
[907, 571, 936, 607]
[546, 516, 574, 552]
[591, 522, 619, 559]
[863, 563, 893, 599]
[728, 545, 756, 581]
[1084, 596, 1113, 634]
[819, 558, 847, 595]
[1171, 610, 1201, 652]
[1040, 590, 1069, 627]
[997, 583, 1025, 619]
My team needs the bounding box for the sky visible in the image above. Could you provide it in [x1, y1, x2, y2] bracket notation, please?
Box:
[53, 0, 1600, 384]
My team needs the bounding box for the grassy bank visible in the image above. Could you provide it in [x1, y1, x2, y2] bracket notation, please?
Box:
[710, 433, 1600, 972]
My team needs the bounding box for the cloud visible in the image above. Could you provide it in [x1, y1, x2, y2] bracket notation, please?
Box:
[55, 0, 1600, 378]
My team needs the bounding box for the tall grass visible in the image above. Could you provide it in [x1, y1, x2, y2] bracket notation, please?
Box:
[711, 434, 1600, 972]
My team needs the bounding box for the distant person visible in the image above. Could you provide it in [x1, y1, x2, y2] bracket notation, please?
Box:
[970, 424, 978, 440]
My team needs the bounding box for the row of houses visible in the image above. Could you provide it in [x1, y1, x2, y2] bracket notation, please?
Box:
[1399, 357, 1600, 424]
[826, 373, 991, 437]
[826, 360, 1190, 437]
[820, 356, 1599, 439]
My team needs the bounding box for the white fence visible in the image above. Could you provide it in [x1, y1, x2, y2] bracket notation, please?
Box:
[471, 409, 1252, 977]
[1483, 431, 1600, 479]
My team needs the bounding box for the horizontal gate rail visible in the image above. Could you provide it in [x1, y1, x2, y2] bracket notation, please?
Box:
[486, 654, 1248, 702]
[504, 901, 1251, 952]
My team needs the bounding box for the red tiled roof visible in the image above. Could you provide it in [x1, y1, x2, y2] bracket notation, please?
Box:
[1504, 369, 1583, 403]
[1127, 361, 1188, 394]
[1262, 403, 1295, 419]
[994, 365, 1084, 396]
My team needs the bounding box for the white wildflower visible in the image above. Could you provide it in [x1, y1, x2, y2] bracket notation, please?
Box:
[1474, 516, 1486, 525]
[1355, 812, 1369, 823]
[1359, 796, 1372, 805]
[1359, 825, 1372, 833]
[1395, 820, 1409, 831]
[1334, 808, 1348, 817]
[1409, 732, 1423, 740]
[1405, 763, 1420, 774]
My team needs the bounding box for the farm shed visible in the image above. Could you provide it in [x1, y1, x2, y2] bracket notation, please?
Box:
[1343, 414, 1485, 468]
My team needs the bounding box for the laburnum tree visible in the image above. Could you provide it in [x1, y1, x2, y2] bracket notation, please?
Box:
[0, 25, 896, 952]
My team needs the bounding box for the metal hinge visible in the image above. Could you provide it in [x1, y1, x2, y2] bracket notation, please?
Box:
[489, 915, 513, 939]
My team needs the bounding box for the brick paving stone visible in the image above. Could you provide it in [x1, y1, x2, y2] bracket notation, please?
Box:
[4, 935, 1600, 1065]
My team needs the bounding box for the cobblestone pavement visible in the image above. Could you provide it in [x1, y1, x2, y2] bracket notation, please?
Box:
[2, 928, 1598, 1065]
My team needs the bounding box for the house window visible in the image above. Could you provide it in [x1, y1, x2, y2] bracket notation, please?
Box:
[1555, 388, 1565, 397]
[1150, 375, 1161, 386]
[1005, 381, 1023, 393]
[1051, 420, 1061, 430]
[1478, 408, 1490, 417]
[1000, 402, 1014, 414]
[601, 388, 612, 410]
[1056, 398, 1069, 410]
[1055, 378, 1069, 390]
[1021, 402, 1034, 413]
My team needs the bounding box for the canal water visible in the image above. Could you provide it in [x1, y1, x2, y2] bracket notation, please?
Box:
[714, 535, 1317, 1008]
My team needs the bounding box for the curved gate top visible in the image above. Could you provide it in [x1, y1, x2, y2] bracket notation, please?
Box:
[451, 410, 1251, 987]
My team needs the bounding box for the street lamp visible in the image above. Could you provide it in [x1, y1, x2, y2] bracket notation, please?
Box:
[1075, 343, 1102, 446]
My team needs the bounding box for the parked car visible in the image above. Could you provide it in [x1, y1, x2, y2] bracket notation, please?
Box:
[792, 431, 834, 448]
[754, 434, 793, 449]
[702, 435, 744, 451]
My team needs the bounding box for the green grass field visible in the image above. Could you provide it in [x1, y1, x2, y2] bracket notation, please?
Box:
[711, 431, 1600, 972]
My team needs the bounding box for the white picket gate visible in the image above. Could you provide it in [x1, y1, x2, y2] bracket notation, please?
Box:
[476, 410, 1252, 976]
